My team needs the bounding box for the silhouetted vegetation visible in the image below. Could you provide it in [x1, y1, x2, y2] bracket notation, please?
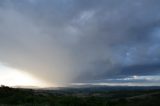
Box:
[0, 85, 160, 106]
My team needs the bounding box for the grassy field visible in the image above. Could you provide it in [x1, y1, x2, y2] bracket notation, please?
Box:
[0, 85, 160, 106]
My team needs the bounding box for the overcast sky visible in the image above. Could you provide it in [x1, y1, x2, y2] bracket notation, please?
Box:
[0, 0, 160, 86]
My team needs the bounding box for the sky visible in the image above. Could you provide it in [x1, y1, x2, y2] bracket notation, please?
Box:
[0, 0, 160, 87]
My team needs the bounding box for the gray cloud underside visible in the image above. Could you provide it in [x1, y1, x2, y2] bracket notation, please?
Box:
[0, 0, 160, 84]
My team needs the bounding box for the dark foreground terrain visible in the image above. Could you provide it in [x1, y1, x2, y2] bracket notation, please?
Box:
[0, 85, 160, 106]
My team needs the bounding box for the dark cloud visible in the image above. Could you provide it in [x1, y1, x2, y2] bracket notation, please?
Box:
[120, 63, 160, 75]
[0, 0, 160, 85]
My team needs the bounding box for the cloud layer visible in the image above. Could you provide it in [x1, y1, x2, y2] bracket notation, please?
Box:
[0, 0, 160, 85]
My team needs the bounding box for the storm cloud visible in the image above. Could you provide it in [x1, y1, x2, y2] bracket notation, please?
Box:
[0, 0, 160, 85]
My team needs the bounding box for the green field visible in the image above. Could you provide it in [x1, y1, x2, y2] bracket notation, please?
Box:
[0, 85, 160, 106]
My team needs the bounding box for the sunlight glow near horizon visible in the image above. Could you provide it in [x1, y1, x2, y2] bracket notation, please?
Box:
[0, 64, 52, 87]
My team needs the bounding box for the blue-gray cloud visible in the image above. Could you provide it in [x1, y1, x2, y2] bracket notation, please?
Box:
[0, 0, 160, 85]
